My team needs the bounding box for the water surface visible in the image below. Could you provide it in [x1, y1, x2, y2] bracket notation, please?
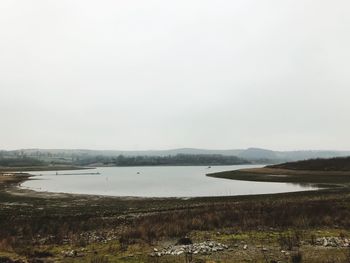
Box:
[21, 165, 316, 197]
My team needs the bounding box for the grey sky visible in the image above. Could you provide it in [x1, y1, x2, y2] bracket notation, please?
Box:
[1, 0, 350, 151]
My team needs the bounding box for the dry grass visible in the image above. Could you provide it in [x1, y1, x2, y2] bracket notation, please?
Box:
[209, 167, 350, 185]
[119, 196, 350, 244]
[240, 167, 350, 176]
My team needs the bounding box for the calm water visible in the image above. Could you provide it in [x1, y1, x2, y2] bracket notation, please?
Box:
[21, 165, 316, 198]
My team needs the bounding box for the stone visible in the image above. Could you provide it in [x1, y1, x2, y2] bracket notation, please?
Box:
[151, 240, 228, 257]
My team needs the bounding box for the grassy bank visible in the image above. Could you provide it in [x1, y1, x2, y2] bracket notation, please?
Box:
[208, 167, 350, 188]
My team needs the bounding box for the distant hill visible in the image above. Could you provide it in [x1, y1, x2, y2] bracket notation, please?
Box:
[267, 157, 350, 171]
[1, 148, 350, 164]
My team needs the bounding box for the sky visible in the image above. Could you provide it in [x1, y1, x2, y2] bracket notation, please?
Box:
[1, 0, 350, 151]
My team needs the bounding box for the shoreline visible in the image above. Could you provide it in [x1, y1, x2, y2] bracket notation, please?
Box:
[0, 165, 92, 172]
[9, 167, 324, 200]
[2, 167, 348, 210]
[1, 165, 349, 204]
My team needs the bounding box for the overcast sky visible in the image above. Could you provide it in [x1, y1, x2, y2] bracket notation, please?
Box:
[1, 0, 350, 151]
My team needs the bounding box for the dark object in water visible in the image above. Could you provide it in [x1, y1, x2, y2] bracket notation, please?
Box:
[176, 237, 192, 245]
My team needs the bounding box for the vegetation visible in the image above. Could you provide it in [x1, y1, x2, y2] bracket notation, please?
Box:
[209, 156, 350, 186]
[0, 151, 249, 167]
[0, 157, 44, 167]
[75, 154, 249, 166]
[267, 156, 350, 171]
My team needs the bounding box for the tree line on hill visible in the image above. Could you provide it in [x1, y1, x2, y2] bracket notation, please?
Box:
[75, 154, 249, 166]
[0, 157, 45, 167]
[0, 154, 249, 167]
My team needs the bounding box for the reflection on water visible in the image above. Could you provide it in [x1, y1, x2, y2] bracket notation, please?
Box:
[21, 165, 317, 198]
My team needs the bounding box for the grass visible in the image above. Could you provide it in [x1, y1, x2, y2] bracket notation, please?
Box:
[268, 156, 350, 171]
[8, 228, 350, 262]
[2, 165, 350, 262]
[208, 167, 350, 187]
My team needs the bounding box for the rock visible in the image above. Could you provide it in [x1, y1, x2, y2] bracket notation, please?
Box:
[151, 240, 228, 257]
[315, 236, 349, 248]
[62, 250, 77, 257]
[243, 245, 248, 250]
[323, 238, 328, 247]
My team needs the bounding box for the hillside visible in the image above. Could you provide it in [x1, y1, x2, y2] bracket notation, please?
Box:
[267, 156, 350, 171]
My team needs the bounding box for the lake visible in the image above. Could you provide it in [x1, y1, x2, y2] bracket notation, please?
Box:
[21, 165, 316, 198]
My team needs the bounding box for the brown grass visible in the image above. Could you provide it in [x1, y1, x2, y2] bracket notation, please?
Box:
[119, 196, 350, 244]
[240, 167, 350, 176]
